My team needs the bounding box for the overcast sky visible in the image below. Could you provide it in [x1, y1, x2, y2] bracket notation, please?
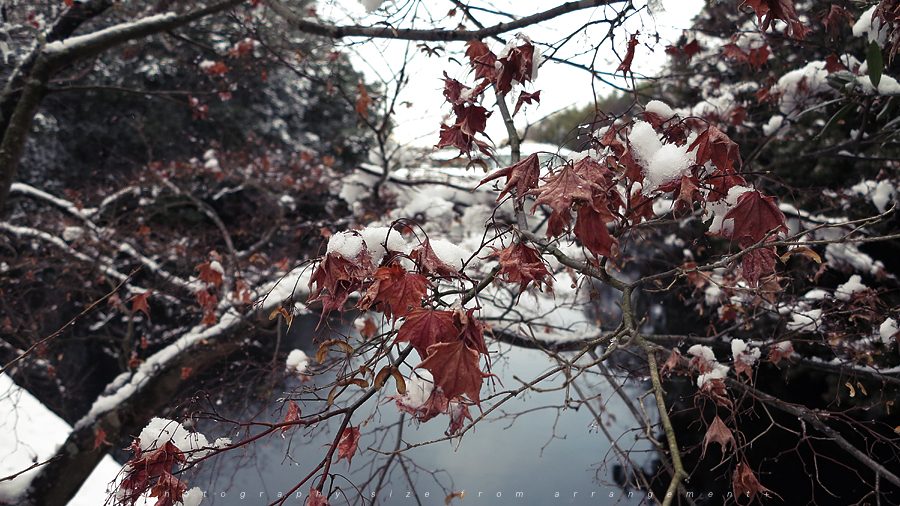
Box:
[320, 0, 705, 146]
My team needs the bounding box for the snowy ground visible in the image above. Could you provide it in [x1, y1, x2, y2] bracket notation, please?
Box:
[0, 373, 122, 505]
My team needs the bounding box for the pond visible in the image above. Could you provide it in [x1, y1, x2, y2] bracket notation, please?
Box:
[181, 321, 657, 506]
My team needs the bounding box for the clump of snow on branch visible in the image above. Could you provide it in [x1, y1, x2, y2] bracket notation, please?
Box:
[688, 345, 730, 388]
[137, 417, 212, 459]
[628, 121, 697, 194]
[853, 6, 890, 45]
[360, 0, 385, 13]
[850, 180, 896, 214]
[731, 339, 761, 366]
[835, 274, 867, 300]
[286, 349, 310, 374]
[881, 318, 899, 345]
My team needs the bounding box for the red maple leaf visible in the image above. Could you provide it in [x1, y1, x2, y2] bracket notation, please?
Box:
[307, 487, 330, 506]
[573, 203, 618, 258]
[447, 401, 473, 436]
[487, 242, 552, 294]
[394, 308, 459, 359]
[748, 46, 771, 69]
[282, 400, 301, 433]
[528, 163, 599, 235]
[824, 53, 847, 73]
[701, 415, 735, 460]
[355, 83, 371, 119]
[720, 43, 750, 66]
[733, 459, 781, 502]
[358, 264, 430, 320]
[705, 164, 748, 203]
[455, 307, 489, 356]
[495, 41, 536, 95]
[130, 292, 151, 318]
[513, 90, 541, 116]
[688, 125, 741, 172]
[464, 40, 497, 82]
[417, 340, 489, 403]
[436, 123, 472, 153]
[308, 251, 373, 319]
[93, 427, 110, 451]
[477, 152, 541, 202]
[741, 243, 779, 285]
[724, 191, 788, 244]
[819, 5, 852, 38]
[195, 261, 223, 287]
[742, 0, 808, 38]
[390, 385, 448, 422]
[410, 238, 460, 277]
[673, 172, 702, 211]
[616, 32, 640, 78]
[149, 472, 187, 506]
[572, 155, 615, 185]
[455, 105, 491, 137]
[442, 73, 471, 105]
[684, 39, 702, 58]
[335, 426, 360, 465]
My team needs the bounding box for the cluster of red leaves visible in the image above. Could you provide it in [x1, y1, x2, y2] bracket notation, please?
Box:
[308, 234, 491, 410]
[436, 38, 541, 154]
[393, 305, 491, 403]
[742, 0, 810, 38]
[195, 260, 224, 326]
[476, 112, 788, 285]
[118, 439, 188, 506]
[720, 42, 771, 70]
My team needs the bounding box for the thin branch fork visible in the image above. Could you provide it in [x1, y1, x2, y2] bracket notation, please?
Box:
[728, 378, 900, 490]
[265, 0, 625, 42]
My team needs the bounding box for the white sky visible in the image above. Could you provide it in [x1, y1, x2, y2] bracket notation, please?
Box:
[321, 0, 704, 147]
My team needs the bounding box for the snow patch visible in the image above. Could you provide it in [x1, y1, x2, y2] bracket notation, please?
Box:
[835, 274, 866, 300]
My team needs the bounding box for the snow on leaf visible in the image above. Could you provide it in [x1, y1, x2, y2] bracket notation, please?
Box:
[442, 73, 471, 105]
[410, 238, 460, 277]
[447, 401, 473, 436]
[417, 340, 489, 404]
[701, 415, 735, 460]
[195, 261, 223, 287]
[477, 152, 541, 202]
[394, 307, 459, 359]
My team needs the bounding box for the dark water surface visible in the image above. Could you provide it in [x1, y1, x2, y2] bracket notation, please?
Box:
[183, 339, 654, 506]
